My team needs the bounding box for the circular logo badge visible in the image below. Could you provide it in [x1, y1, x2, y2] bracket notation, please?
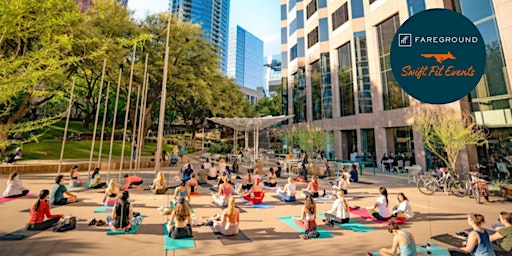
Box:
[390, 8, 486, 104]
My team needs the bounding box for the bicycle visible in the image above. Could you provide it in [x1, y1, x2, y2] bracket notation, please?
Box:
[417, 169, 465, 197]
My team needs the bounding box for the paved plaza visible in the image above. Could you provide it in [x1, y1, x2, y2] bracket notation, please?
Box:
[1, 152, 510, 256]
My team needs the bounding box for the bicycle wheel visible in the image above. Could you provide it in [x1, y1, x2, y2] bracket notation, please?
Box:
[418, 177, 436, 195]
[473, 186, 481, 204]
[449, 180, 466, 197]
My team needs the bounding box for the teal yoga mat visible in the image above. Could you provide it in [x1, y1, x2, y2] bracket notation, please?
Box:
[163, 223, 196, 250]
[417, 243, 450, 256]
[238, 198, 274, 209]
[317, 213, 374, 232]
[106, 215, 144, 235]
[277, 216, 333, 239]
[170, 201, 195, 213]
[93, 206, 113, 213]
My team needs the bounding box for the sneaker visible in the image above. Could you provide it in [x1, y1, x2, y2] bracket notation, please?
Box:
[88, 219, 97, 226]
[96, 220, 105, 226]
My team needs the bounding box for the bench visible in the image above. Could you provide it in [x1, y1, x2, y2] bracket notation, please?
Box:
[501, 185, 512, 200]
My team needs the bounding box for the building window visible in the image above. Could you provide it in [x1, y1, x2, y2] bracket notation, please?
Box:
[377, 14, 409, 110]
[361, 129, 376, 162]
[319, 18, 329, 42]
[351, 0, 364, 18]
[306, 0, 317, 19]
[282, 77, 289, 117]
[293, 67, 307, 123]
[407, 0, 425, 16]
[321, 53, 332, 119]
[290, 44, 298, 61]
[281, 4, 287, 20]
[338, 42, 355, 116]
[297, 10, 304, 29]
[332, 3, 349, 31]
[386, 126, 414, 157]
[307, 27, 319, 48]
[281, 27, 287, 44]
[324, 131, 335, 160]
[289, 18, 297, 36]
[298, 37, 305, 57]
[281, 51, 288, 69]
[354, 32, 372, 113]
[289, 0, 296, 11]
[311, 60, 322, 121]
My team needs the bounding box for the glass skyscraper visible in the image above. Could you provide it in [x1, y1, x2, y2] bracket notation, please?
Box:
[227, 25, 264, 90]
[170, 0, 230, 74]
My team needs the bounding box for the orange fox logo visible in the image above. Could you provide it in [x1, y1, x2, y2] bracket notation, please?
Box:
[420, 52, 456, 64]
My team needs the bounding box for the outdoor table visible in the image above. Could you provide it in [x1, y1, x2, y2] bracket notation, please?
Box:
[405, 165, 422, 183]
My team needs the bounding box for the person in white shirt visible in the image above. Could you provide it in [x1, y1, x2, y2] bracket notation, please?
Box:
[3, 172, 29, 198]
[208, 162, 219, 180]
[392, 193, 414, 219]
[277, 177, 296, 202]
[323, 190, 350, 226]
[203, 158, 212, 172]
[368, 187, 391, 221]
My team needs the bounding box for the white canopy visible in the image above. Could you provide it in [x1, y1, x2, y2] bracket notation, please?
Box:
[207, 115, 294, 160]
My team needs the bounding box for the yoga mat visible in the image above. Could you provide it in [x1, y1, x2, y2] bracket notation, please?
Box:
[199, 183, 213, 188]
[349, 207, 406, 225]
[190, 193, 201, 197]
[277, 216, 333, 239]
[106, 215, 144, 235]
[66, 183, 89, 189]
[209, 226, 251, 245]
[0, 192, 35, 203]
[417, 243, 450, 256]
[262, 185, 278, 191]
[0, 233, 26, 240]
[238, 198, 274, 209]
[270, 195, 301, 204]
[345, 194, 363, 200]
[314, 197, 335, 204]
[93, 206, 113, 213]
[431, 233, 464, 247]
[163, 224, 196, 250]
[355, 181, 374, 185]
[317, 213, 374, 232]
[1, 226, 51, 240]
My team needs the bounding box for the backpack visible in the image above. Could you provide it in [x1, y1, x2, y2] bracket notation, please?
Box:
[53, 216, 76, 232]
[305, 229, 320, 238]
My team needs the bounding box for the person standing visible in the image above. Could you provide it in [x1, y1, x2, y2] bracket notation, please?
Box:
[179, 144, 185, 162]
[3, 172, 29, 198]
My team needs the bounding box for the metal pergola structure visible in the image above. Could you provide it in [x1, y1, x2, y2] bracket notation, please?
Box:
[207, 115, 294, 160]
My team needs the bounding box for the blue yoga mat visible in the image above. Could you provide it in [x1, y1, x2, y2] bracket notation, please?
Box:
[277, 216, 333, 239]
[417, 243, 450, 256]
[163, 224, 196, 250]
[106, 215, 144, 235]
[238, 198, 274, 209]
[93, 206, 113, 213]
[317, 213, 374, 232]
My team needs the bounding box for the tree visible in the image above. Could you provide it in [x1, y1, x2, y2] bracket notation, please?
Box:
[254, 90, 281, 117]
[292, 124, 326, 162]
[69, 0, 139, 129]
[412, 105, 488, 172]
[0, 0, 84, 151]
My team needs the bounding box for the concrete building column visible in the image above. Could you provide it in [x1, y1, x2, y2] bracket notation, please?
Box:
[334, 130, 342, 159]
[375, 127, 388, 170]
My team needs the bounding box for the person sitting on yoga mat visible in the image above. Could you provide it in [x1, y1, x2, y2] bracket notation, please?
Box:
[103, 179, 120, 207]
[69, 165, 86, 187]
[27, 189, 63, 230]
[121, 175, 143, 191]
[150, 171, 169, 194]
[349, 164, 359, 182]
[295, 164, 308, 182]
[209, 197, 240, 236]
[294, 193, 317, 231]
[378, 221, 417, 256]
[319, 162, 330, 179]
[242, 177, 265, 204]
[449, 213, 496, 256]
[89, 168, 106, 189]
[490, 211, 512, 253]
[167, 198, 193, 239]
[174, 181, 191, 204]
[323, 190, 350, 226]
[238, 169, 254, 194]
[303, 176, 320, 198]
[213, 176, 233, 206]
[263, 167, 277, 187]
[50, 175, 77, 205]
[187, 173, 199, 194]
[367, 187, 391, 221]
[3, 172, 29, 198]
[197, 164, 208, 184]
[392, 193, 414, 220]
[277, 177, 296, 202]
[182, 164, 193, 181]
[208, 162, 219, 180]
[107, 191, 133, 232]
[332, 174, 349, 195]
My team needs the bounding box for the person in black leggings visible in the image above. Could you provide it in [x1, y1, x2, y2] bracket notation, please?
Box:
[27, 190, 63, 230]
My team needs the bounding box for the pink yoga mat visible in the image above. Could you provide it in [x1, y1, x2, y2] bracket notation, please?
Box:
[0, 192, 36, 203]
[349, 207, 406, 225]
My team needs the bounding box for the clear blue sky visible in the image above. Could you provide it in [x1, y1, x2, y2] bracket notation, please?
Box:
[127, 0, 281, 57]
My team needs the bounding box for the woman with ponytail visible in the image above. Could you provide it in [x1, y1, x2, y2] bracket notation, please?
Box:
[3, 172, 29, 198]
[368, 187, 391, 221]
[107, 190, 133, 232]
[27, 190, 63, 230]
[210, 197, 240, 236]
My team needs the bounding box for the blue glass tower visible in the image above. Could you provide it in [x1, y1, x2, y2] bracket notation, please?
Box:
[227, 25, 264, 90]
[170, 0, 230, 74]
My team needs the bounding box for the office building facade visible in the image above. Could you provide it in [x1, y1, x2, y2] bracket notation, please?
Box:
[227, 26, 265, 90]
[170, 0, 230, 74]
[266, 54, 282, 96]
[280, 0, 511, 171]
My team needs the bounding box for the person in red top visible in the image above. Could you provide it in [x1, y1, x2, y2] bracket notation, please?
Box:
[27, 189, 63, 230]
[122, 175, 143, 191]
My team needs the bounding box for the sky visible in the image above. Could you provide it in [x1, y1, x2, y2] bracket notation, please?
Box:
[127, 0, 281, 57]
